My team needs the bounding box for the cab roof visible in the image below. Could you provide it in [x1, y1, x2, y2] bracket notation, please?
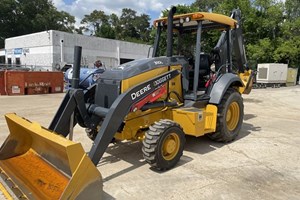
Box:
[153, 12, 237, 31]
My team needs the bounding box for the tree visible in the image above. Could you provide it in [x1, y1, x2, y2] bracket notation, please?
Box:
[161, 4, 198, 16]
[133, 14, 150, 42]
[0, 0, 75, 48]
[247, 38, 274, 64]
[80, 10, 109, 36]
[192, 0, 222, 12]
[274, 17, 300, 66]
[115, 8, 150, 43]
[285, 0, 300, 19]
[79, 8, 150, 43]
[119, 8, 138, 39]
[151, 5, 199, 56]
[274, 38, 300, 65]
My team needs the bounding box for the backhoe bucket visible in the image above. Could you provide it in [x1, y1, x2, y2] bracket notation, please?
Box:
[239, 69, 254, 95]
[0, 113, 103, 199]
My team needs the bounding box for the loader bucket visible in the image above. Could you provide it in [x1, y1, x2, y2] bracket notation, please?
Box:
[0, 113, 103, 199]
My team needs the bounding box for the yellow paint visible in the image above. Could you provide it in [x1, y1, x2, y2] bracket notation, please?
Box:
[115, 64, 183, 141]
[204, 104, 218, 132]
[172, 104, 217, 137]
[169, 65, 183, 102]
[1, 150, 69, 200]
[154, 12, 237, 29]
[114, 107, 173, 140]
[162, 133, 180, 161]
[121, 67, 168, 93]
[226, 102, 240, 131]
[0, 113, 102, 199]
[238, 69, 253, 94]
[0, 181, 13, 200]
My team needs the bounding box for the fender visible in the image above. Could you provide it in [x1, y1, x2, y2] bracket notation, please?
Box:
[208, 73, 243, 104]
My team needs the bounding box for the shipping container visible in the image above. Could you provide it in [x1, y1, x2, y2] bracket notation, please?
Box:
[5, 71, 25, 95]
[256, 63, 288, 87]
[286, 68, 298, 86]
[0, 71, 64, 95]
[0, 71, 5, 95]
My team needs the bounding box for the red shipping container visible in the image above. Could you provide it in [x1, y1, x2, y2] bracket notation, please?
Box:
[6, 71, 25, 95]
[0, 71, 6, 95]
[0, 71, 64, 95]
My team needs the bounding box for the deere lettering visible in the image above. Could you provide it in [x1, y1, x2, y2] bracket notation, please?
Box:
[153, 74, 171, 86]
[131, 84, 151, 100]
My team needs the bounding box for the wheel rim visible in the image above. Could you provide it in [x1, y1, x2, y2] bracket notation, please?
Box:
[162, 133, 180, 161]
[226, 102, 240, 131]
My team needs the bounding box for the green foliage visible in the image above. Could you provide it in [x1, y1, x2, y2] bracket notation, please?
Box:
[80, 8, 150, 43]
[153, 0, 300, 68]
[247, 38, 274, 63]
[192, 0, 222, 12]
[161, 4, 198, 16]
[154, 5, 199, 56]
[213, 0, 300, 68]
[0, 0, 75, 48]
[1, 0, 300, 68]
[284, 0, 300, 19]
[273, 37, 300, 67]
[81, 10, 108, 35]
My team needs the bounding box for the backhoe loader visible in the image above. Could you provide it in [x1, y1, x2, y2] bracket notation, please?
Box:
[0, 6, 254, 199]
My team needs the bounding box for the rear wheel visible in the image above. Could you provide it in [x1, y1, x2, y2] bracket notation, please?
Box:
[142, 119, 185, 171]
[208, 88, 244, 142]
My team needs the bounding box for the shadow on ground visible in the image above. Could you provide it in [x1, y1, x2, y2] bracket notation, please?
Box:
[96, 115, 261, 182]
[244, 113, 257, 121]
[243, 98, 263, 103]
[98, 140, 193, 181]
[103, 191, 116, 200]
[184, 118, 261, 155]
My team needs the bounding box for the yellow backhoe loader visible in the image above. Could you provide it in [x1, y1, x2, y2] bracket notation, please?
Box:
[0, 6, 254, 199]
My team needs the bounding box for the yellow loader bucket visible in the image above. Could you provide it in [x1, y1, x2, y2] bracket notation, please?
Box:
[0, 113, 103, 199]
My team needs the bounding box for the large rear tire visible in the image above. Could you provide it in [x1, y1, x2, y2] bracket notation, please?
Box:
[142, 119, 185, 171]
[208, 88, 244, 142]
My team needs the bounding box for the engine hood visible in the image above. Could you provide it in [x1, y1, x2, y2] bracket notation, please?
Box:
[100, 56, 187, 80]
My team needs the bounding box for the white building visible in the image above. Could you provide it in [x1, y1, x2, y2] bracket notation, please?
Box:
[0, 49, 5, 64]
[4, 30, 152, 71]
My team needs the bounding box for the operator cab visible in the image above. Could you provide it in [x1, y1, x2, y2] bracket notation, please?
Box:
[152, 9, 238, 101]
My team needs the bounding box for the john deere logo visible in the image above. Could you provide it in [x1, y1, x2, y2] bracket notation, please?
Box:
[131, 84, 151, 100]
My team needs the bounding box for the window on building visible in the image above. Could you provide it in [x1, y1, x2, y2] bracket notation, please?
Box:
[120, 58, 134, 64]
[7, 58, 11, 65]
[16, 57, 21, 66]
[0, 56, 4, 64]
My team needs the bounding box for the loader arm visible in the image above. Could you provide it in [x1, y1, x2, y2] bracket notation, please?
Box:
[48, 85, 98, 137]
[49, 69, 180, 165]
[89, 69, 180, 165]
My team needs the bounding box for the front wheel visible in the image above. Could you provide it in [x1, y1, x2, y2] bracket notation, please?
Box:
[142, 119, 185, 171]
[208, 88, 244, 142]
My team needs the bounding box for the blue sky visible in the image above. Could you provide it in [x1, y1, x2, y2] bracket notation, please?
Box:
[53, 0, 195, 27]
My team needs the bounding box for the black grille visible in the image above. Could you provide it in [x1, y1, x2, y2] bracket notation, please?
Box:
[95, 79, 120, 108]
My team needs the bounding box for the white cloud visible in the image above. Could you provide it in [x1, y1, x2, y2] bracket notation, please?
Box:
[53, 0, 194, 28]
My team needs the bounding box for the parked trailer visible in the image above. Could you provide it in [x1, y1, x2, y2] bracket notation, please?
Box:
[255, 63, 288, 88]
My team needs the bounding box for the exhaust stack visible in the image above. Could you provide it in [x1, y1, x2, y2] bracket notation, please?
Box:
[167, 6, 176, 57]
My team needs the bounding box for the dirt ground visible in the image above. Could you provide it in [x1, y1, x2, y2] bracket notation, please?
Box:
[0, 86, 300, 200]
